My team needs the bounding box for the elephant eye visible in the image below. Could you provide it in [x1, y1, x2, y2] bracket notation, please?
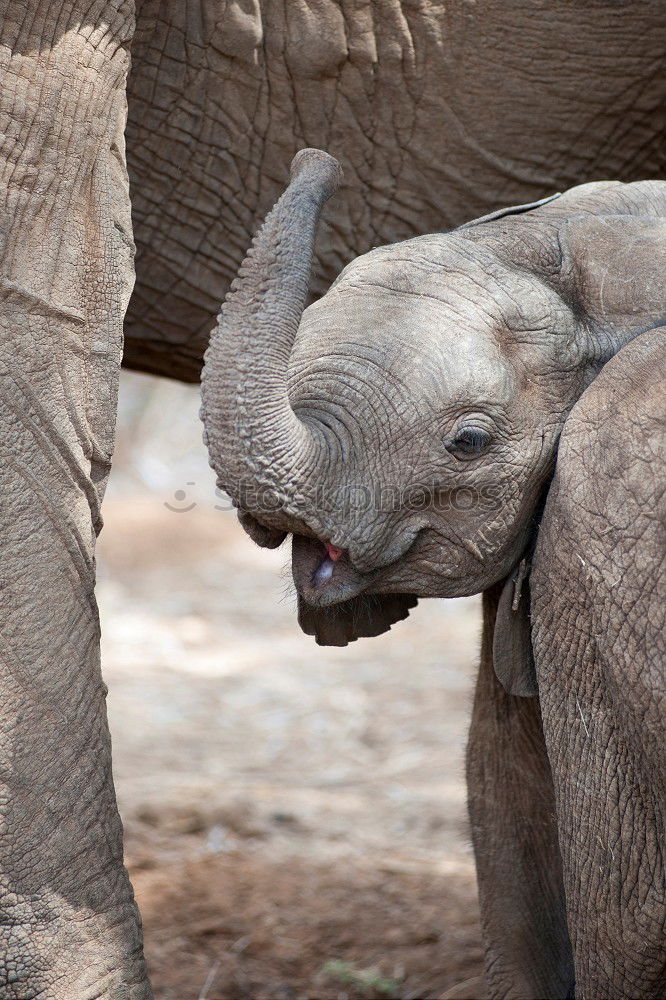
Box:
[447, 426, 492, 458]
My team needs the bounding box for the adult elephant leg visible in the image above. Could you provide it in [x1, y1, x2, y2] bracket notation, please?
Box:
[0, 4, 150, 997]
[532, 331, 666, 1000]
[466, 587, 574, 999]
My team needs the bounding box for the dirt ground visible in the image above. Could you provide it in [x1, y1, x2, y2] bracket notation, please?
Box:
[97, 373, 486, 999]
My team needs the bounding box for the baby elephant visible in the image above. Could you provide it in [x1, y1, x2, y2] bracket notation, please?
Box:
[201, 151, 665, 999]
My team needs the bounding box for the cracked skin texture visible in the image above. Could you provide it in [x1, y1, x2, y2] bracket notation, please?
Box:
[0, 3, 150, 997]
[125, 0, 666, 381]
[531, 327, 666, 1000]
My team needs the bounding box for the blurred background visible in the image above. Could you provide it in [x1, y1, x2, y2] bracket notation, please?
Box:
[97, 370, 485, 999]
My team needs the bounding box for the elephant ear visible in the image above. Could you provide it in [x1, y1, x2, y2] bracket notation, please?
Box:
[493, 212, 666, 698]
[492, 557, 538, 698]
[237, 509, 287, 549]
[298, 593, 418, 647]
[457, 192, 561, 230]
[557, 214, 666, 334]
[492, 482, 551, 699]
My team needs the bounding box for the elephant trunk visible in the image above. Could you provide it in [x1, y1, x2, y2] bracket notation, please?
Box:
[201, 149, 342, 526]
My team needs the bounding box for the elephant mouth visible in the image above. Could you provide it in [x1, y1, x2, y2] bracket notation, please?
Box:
[291, 533, 419, 647]
[291, 534, 370, 608]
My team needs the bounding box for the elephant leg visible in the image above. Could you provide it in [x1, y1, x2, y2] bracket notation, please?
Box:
[0, 4, 150, 996]
[466, 587, 574, 999]
[537, 647, 666, 1000]
[532, 332, 666, 1000]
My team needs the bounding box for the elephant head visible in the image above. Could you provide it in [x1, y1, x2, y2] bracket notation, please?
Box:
[201, 150, 665, 664]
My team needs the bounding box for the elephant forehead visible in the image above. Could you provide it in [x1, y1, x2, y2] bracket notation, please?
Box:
[326, 234, 561, 332]
[294, 281, 518, 407]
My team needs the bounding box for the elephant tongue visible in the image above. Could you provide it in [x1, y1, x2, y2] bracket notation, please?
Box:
[313, 543, 345, 588]
[313, 557, 334, 587]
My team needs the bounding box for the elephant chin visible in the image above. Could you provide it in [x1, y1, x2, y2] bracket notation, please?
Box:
[297, 592, 419, 646]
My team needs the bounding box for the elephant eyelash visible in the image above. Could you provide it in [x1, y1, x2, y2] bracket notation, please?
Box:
[446, 426, 493, 458]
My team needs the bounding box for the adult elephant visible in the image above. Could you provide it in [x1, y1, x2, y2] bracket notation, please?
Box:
[0, 1, 664, 997]
[199, 153, 666, 998]
[124, 0, 666, 381]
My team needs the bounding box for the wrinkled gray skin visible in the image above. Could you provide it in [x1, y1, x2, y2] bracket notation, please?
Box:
[125, 0, 666, 381]
[200, 154, 666, 999]
[2, 1, 665, 996]
[0, 5, 148, 1000]
[532, 328, 665, 1000]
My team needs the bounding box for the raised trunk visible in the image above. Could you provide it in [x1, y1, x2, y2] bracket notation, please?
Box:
[201, 149, 341, 525]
